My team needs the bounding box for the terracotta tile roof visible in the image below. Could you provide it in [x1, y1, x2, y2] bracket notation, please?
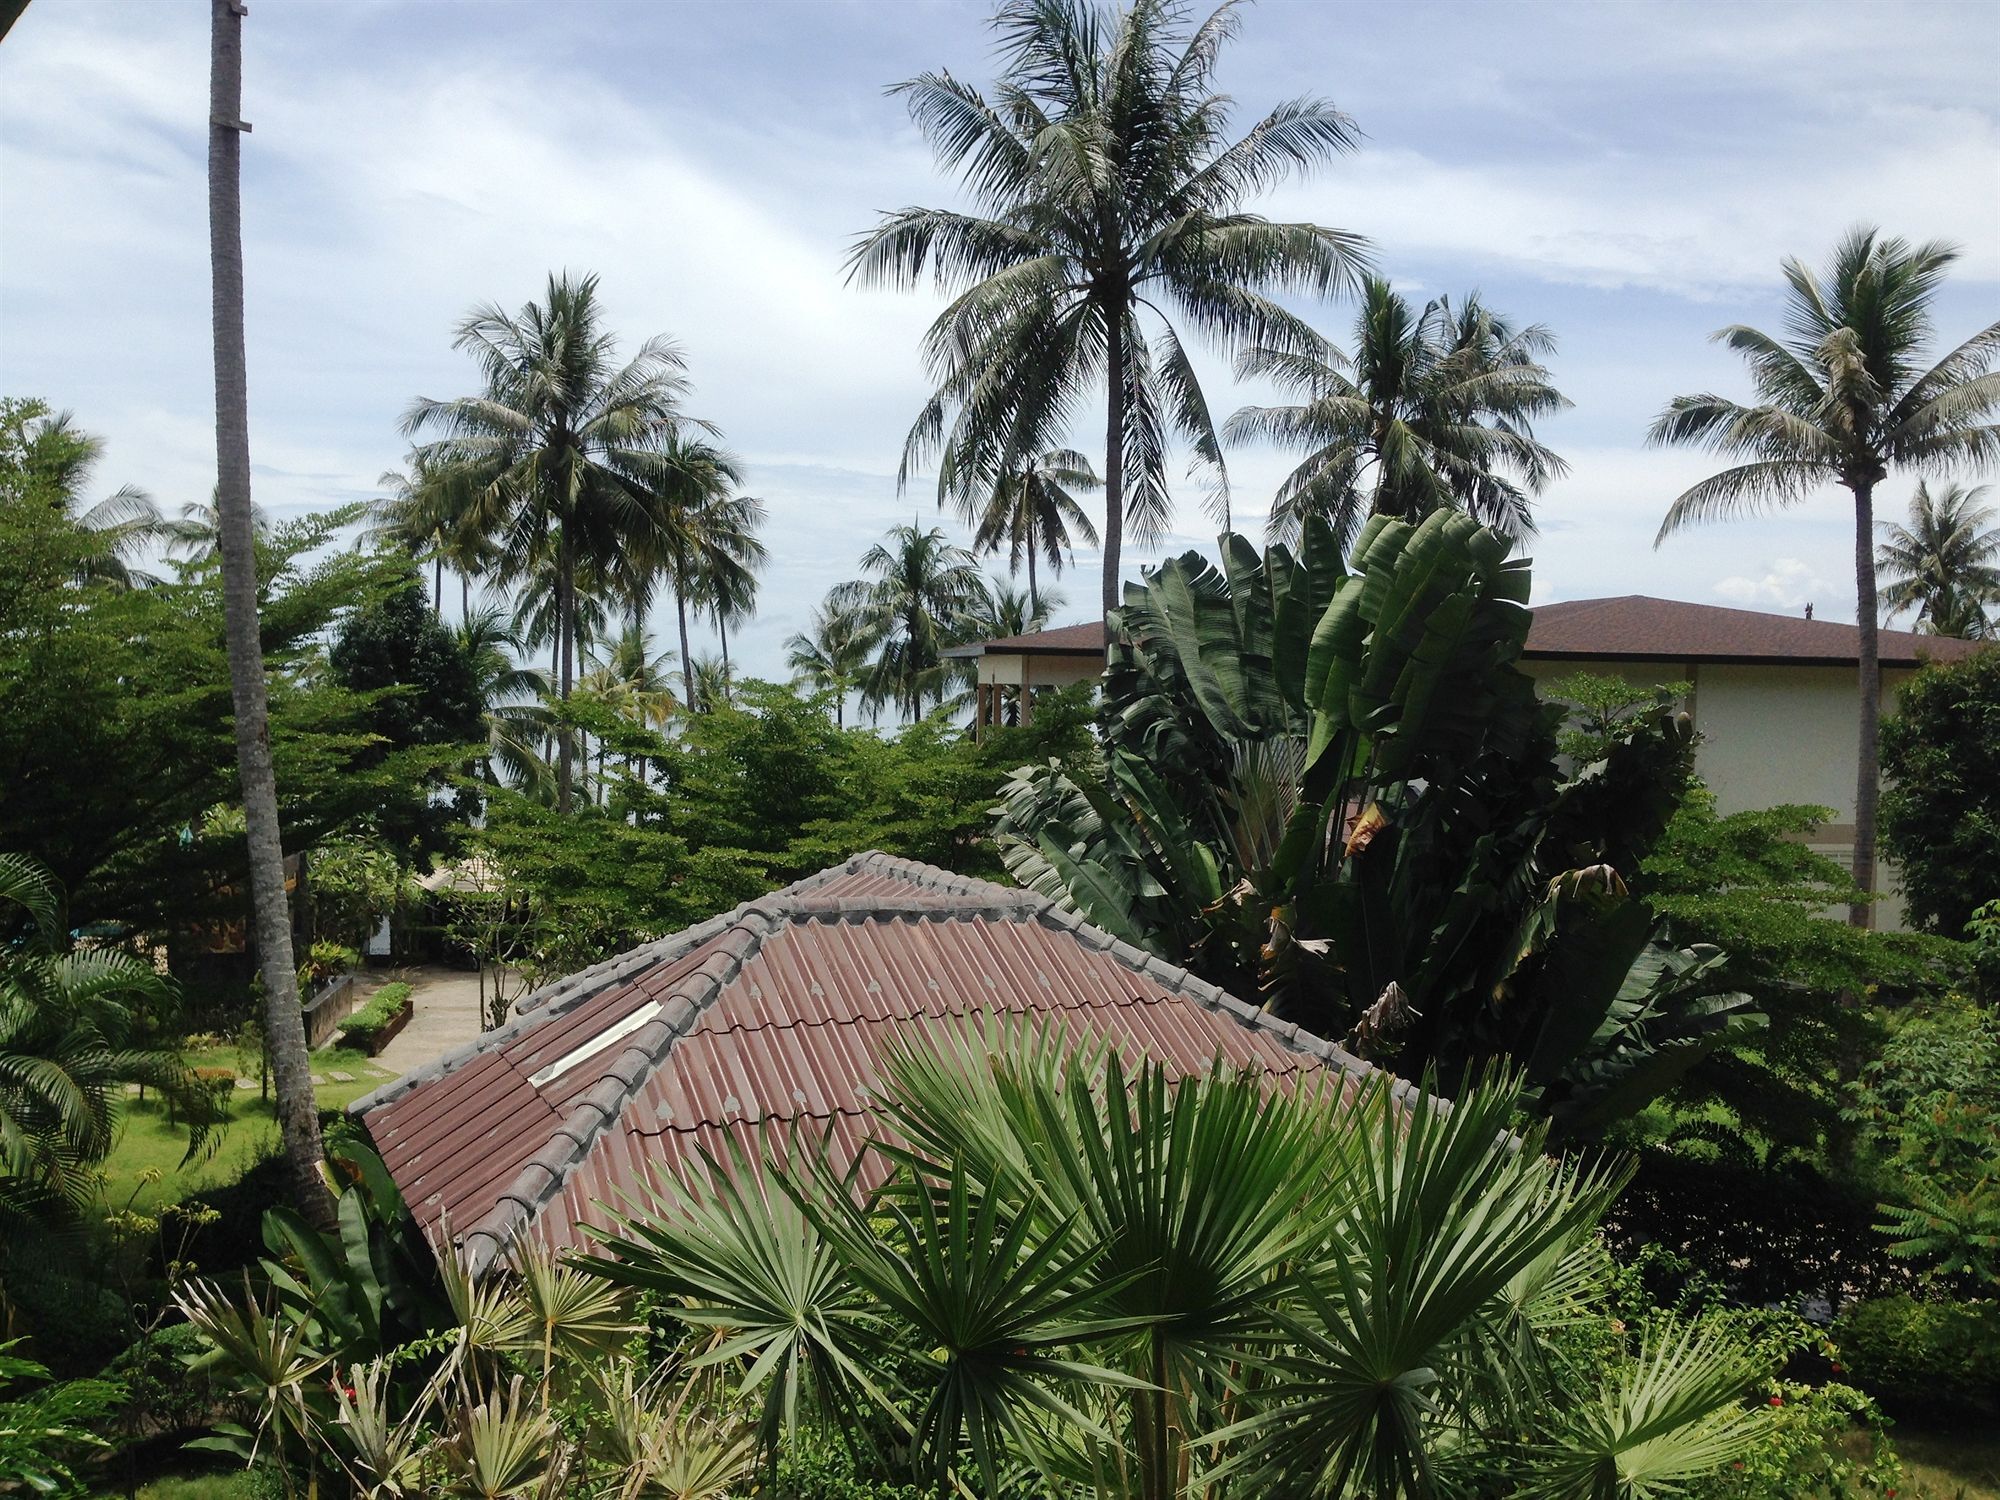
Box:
[1524, 595, 1981, 667]
[947, 598, 1982, 669]
[352, 853, 1390, 1276]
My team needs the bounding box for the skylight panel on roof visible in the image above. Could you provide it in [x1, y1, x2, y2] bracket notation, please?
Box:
[527, 1000, 661, 1089]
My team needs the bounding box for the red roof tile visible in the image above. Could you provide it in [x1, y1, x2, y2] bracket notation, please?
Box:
[352, 853, 1387, 1274]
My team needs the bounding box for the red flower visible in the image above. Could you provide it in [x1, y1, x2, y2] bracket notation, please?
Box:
[1767, 1395, 1783, 1407]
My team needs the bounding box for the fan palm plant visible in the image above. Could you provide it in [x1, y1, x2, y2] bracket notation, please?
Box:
[1876, 479, 1999, 638]
[1651, 227, 2000, 922]
[785, 604, 875, 728]
[829, 524, 987, 722]
[1226, 278, 1569, 547]
[958, 449, 1101, 615]
[854, 0, 1369, 618]
[403, 272, 730, 812]
[589, 1023, 1777, 1499]
[0, 854, 213, 1224]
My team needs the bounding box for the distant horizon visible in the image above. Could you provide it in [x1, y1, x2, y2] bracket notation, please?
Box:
[3, 0, 1995, 687]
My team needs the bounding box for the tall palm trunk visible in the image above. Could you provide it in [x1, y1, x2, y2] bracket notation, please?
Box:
[1850, 475, 1882, 927]
[1027, 541, 1040, 620]
[1101, 309, 1126, 623]
[460, 568, 470, 622]
[555, 549, 576, 813]
[433, 550, 444, 618]
[674, 556, 695, 710]
[718, 614, 730, 679]
[208, 0, 332, 1228]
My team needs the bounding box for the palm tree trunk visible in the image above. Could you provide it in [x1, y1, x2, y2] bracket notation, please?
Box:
[433, 551, 444, 618]
[1851, 476, 1882, 927]
[208, 0, 332, 1229]
[556, 551, 575, 814]
[675, 568, 695, 710]
[1027, 543, 1040, 620]
[1101, 308, 1126, 624]
[460, 569, 469, 622]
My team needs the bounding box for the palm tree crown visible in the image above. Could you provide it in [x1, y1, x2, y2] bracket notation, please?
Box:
[962, 448, 1100, 614]
[1877, 480, 1999, 638]
[785, 604, 876, 729]
[402, 272, 731, 810]
[1227, 278, 1568, 548]
[1650, 226, 2000, 922]
[829, 523, 986, 722]
[853, 0, 1369, 617]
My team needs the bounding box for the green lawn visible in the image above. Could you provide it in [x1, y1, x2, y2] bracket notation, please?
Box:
[100, 1041, 393, 1209]
[1894, 1426, 2000, 1500]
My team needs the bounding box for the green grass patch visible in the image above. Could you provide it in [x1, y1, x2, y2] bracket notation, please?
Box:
[98, 1041, 393, 1210]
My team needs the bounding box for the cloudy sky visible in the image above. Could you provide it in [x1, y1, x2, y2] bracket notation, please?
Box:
[3, 0, 1996, 682]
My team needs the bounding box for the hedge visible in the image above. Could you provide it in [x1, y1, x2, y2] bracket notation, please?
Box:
[338, 981, 413, 1055]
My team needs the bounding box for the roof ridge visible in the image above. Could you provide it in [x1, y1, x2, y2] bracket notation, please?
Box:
[457, 898, 792, 1277]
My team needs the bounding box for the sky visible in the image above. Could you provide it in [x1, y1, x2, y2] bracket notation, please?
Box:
[3, 0, 1997, 685]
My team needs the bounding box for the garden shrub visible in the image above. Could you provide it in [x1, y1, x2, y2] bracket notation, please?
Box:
[337, 981, 412, 1054]
[1685, 1378, 1901, 1499]
[769, 1442, 928, 1499]
[1833, 1295, 2000, 1418]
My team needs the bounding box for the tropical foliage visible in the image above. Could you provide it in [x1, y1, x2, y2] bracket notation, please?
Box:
[858, 0, 1368, 613]
[826, 524, 988, 720]
[999, 510, 1756, 1136]
[1880, 647, 2000, 938]
[1226, 277, 1568, 547]
[589, 1023, 1779, 1498]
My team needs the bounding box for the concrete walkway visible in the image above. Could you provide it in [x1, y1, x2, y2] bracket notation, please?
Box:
[364, 964, 512, 1078]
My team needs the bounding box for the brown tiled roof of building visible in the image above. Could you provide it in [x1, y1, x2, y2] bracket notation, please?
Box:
[1523, 595, 1981, 667]
[945, 597, 1981, 669]
[942, 619, 1107, 658]
[352, 853, 1387, 1276]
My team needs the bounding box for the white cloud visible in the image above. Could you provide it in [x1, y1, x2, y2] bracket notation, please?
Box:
[1712, 557, 1836, 614]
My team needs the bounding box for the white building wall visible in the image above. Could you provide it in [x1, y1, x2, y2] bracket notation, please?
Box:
[1522, 659, 1914, 930]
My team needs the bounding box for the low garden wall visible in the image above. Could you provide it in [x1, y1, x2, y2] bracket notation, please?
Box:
[301, 973, 359, 1048]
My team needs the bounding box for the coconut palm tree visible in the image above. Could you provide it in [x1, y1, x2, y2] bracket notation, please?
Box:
[207, 0, 330, 1226]
[852, 0, 1369, 619]
[785, 604, 875, 729]
[1877, 480, 2000, 638]
[362, 453, 489, 618]
[458, 607, 554, 796]
[403, 273, 726, 812]
[0, 854, 214, 1224]
[163, 494, 272, 561]
[1227, 278, 1568, 547]
[690, 493, 768, 691]
[830, 524, 986, 722]
[3, 405, 166, 587]
[1652, 227, 2000, 923]
[959, 449, 1100, 615]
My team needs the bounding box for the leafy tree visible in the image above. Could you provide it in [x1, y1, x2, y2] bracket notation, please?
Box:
[830, 524, 986, 721]
[957, 448, 1099, 614]
[1880, 647, 2000, 936]
[404, 271, 734, 810]
[326, 560, 486, 858]
[1651, 227, 2000, 923]
[1876, 479, 1999, 638]
[210, 0, 330, 1225]
[1000, 512, 1753, 1136]
[1227, 278, 1568, 547]
[856, 0, 1368, 615]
